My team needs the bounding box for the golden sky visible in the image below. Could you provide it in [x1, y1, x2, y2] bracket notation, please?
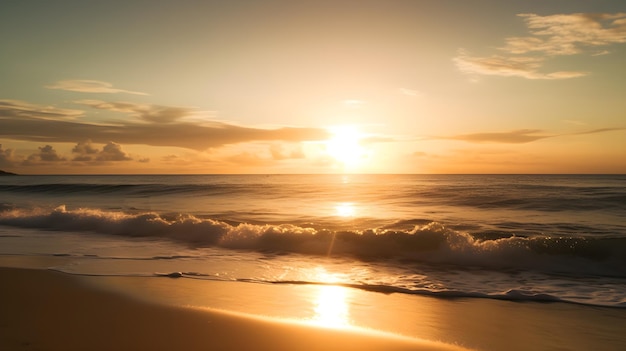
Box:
[1, 0, 625, 174]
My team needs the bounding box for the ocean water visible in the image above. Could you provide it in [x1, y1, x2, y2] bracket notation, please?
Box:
[0, 174, 625, 308]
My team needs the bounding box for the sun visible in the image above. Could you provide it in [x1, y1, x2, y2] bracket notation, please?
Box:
[325, 126, 366, 168]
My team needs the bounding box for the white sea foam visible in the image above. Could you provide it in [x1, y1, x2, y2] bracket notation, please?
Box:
[1, 205, 624, 279]
[1, 174, 625, 308]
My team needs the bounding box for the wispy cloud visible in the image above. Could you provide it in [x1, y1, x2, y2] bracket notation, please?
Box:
[503, 13, 626, 56]
[224, 151, 272, 167]
[591, 50, 611, 56]
[0, 99, 329, 151]
[448, 129, 552, 143]
[269, 144, 305, 160]
[445, 127, 625, 144]
[46, 80, 148, 96]
[454, 50, 588, 80]
[455, 12, 626, 79]
[568, 127, 625, 136]
[0, 99, 83, 120]
[76, 100, 194, 124]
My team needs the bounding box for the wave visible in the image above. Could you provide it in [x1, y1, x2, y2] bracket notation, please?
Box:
[1, 205, 625, 277]
[155, 275, 592, 306]
[3, 177, 625, 212]
[0, 183, 236, 196]
[42, 269, 624, 308]
[275, 280, 623, 308]
[266, 280, 577, 305]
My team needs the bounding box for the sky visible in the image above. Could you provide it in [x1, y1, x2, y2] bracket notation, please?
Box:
[1, 0, 625, 174]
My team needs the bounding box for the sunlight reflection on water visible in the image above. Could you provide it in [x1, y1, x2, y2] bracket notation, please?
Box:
[311, 285, 351, 328]
[306, 267, 352, 328]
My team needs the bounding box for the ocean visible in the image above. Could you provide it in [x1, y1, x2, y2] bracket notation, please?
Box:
[1, 174, 625, 309]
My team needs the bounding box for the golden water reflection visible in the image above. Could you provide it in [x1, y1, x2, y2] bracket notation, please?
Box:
[305, 267, 352, 328]
[311, 285, 351, 328]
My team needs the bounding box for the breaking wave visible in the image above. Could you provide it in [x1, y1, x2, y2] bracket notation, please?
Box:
[1, 205, 624, 278]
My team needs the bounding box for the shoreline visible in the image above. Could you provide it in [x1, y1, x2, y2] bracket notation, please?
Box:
[0, 266, 470, 351]
[1, 264, 625, 351]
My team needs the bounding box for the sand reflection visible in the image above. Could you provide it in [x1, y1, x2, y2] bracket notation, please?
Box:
[311, 285, 351, 328]
[306, 267, 352, 328]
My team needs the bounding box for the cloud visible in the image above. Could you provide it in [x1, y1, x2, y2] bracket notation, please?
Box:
[455, 12, 626, 79]
[159, 154, 196, 167]
[224, 151, 270, 167]
[568, 127, 625, 136]
[97, 142, 132, 161]
[504, 13, 626, 56]
[0, 99, 83, 120]
[23, 145, 66, 165]
[72, 140, 132, 162]
[445, 128, 625, 144]
[591, 50, 611, 56]
[269, 144, 305, 160]
[0, 144, 20, 168]
[162, 154, 183, 163]
[71, 140, 99, 158]
[76, 100, 193, 124]
[448, 129, 551, 143]
[0, 100, 329, 151]
[46, 80, 148, 95]
[454, 50, 588, 80]
[34, 145, 65, 162]
[2, 140, 138, 168]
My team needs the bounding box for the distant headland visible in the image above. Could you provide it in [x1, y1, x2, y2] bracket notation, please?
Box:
[0, 170, 18, 176]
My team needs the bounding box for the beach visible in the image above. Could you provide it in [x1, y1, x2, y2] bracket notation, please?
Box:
[1, 260, 625, 351]
[1, 174, 625, 350]
[0, 266, 470, 351]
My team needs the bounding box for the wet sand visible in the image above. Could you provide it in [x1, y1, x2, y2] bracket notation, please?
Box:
[0, 267, 469, 351]
[2, 260, 625, 351]
[88, 271, 626, 351]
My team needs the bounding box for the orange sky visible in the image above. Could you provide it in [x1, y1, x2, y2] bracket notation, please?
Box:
[1, 1, 625, 174]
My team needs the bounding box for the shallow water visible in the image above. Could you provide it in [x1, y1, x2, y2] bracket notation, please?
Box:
[1, 174, 625, 307]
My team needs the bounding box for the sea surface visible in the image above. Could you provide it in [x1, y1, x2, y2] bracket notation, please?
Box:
[1, 174, 625, 308]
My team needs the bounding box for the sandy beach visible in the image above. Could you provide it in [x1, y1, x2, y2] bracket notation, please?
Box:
[89, 270, 626, 351]
[1, 261, 625, 351]
[0, 266, 471, 351]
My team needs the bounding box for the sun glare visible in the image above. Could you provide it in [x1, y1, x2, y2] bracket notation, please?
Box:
[335, 202, 356, 217]
[312, 285, 350, 328]
[307, 267, 351, 329]
[325, 126, 366, 168]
